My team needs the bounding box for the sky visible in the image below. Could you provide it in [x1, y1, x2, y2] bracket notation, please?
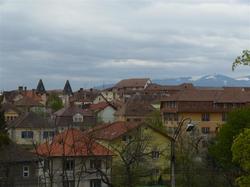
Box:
[0, 0, 250, 90]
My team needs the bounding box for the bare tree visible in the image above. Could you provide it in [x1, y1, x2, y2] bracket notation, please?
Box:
[108, 128, 159, 187]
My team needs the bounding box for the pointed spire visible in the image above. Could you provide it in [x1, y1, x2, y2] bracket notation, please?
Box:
[36, 79, 46, 94]
[63, 80, 73, 96]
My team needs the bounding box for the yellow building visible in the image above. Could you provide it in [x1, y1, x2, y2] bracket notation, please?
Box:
[88, 121, 173, 184]
[1, 103, 21, 122]
[7, 112, 55, 146]
[160, 88, 250, 142]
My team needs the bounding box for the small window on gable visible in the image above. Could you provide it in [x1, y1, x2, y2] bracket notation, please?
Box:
[73, 113, 83, 122]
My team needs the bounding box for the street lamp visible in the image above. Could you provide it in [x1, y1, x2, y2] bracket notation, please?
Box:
[170, 118, 195, 187]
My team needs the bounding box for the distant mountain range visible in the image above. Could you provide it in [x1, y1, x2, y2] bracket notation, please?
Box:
[154, 74, 250, 87]
[94, 74, 250, 89]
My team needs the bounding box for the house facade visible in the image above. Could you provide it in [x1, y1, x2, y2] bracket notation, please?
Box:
[115, 95, 156, 123]
[0, 103, 21, 122]
[8, 112, 55, 146]
[35, 129, 113, 187]
[89, 102, 116, 123]
[160, 88, 250, 139]
[0, 143, 38, 187]
[53, 105, 96, 131]
[88, 121, 172, 184]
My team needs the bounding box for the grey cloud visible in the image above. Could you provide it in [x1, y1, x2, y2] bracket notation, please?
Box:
[0, 0, 249, 90]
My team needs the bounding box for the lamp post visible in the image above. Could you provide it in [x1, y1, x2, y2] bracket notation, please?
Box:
[170, 118, 194, 187]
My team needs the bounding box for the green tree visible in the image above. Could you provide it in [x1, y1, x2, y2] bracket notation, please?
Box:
[175, 133, 228, 187]
[47, 93, 63, 111]
[231, 129, 250, 187]
[209, 107, 250, 186]
[232, 50, 250, 70]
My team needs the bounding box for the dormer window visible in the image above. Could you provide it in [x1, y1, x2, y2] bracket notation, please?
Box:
[73, 113, 83, 122]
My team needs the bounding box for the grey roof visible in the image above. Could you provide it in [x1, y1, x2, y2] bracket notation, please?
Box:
[8, 112, 54, 129]
[36, 79, 46, 94]
[0, 142, 37, 162]
[63, 80, 73, 95]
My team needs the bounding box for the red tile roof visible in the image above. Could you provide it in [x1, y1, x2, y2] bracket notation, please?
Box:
[36, 129, 113, 157]
[87, 121, 173, 141]
[87, 121, 140, 140]
[22, 90, 43, 102]
[161, 89, 250, 103]
[89, 102, 110, 111]
[14, 96, 43, 107]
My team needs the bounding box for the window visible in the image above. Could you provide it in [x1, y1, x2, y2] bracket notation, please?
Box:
[64, 159, 75, 171]
[90, 179, 101, 187]
[43, 131, 55, 139]
[201, 127, 210, 134]
[23, 165, 29, 177]
[222, 113, 228, 121]
[202, 113, 210, 121]
[90, 159, 102, 169]
[166, 101, 176, 108]
[21, 131, 33, 139]
[63, 180, 75, 187]
[152, 151, 160, 159]
[164, 113, 178, 122]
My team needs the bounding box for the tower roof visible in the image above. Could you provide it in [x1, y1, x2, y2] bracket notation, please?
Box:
[36, 79, 46, 94]
[63, 80, 73, 95]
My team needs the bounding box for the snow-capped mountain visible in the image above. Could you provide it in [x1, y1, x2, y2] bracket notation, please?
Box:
[95, 74, 250, 89]
[153, 74, 250, 87]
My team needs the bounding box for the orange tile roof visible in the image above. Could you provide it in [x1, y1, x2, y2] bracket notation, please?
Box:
[36, 129, 113, 157]
[22, 90, 43, 102]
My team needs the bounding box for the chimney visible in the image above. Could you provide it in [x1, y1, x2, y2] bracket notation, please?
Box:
[32, 89, 35, 96]
[18, 86, 23, 92]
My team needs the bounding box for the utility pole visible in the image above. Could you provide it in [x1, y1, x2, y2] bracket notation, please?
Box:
[170, 118, 194, 187]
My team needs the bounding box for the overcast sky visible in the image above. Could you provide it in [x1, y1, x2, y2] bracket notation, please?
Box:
[0, 0, 250, 90]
